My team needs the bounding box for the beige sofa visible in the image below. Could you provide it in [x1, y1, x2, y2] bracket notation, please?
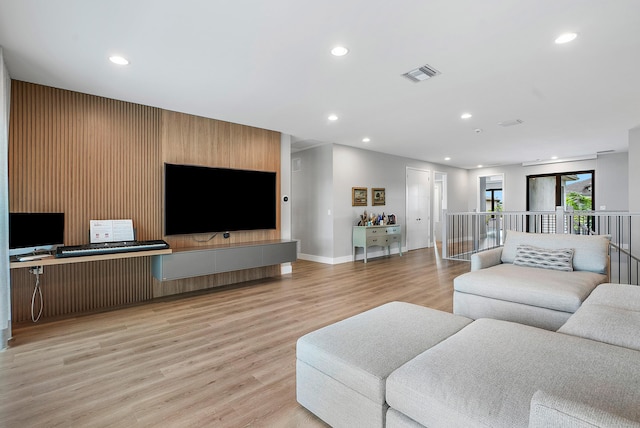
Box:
[453, 230, 611, 330]
[296, 283, 640, 428]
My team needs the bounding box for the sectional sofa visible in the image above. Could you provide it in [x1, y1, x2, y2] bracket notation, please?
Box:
[453, 230, 611, 330]
[296, 283, 640, 427]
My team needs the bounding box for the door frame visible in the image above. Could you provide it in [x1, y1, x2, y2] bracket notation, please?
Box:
[433, 171, 447, 245]
[478, 173, 505, 212]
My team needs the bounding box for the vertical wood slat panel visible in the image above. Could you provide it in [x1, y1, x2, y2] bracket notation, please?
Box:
[160, 110, 281, 250]
[156, 111, 282, 297]
[9, 81, 162, 322]
[9, 81, 283, 319]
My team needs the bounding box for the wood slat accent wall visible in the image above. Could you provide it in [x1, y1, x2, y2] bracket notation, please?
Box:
[155, 110, 281, 297]
[9, 81, 281, 321]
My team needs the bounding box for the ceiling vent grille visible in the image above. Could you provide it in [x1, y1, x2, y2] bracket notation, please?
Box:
[498, 119, 524, 127]
[402, 64, 441, 82]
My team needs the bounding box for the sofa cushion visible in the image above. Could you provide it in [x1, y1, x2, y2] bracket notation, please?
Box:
[529, 390, 640, 428]
[386, 319, 640, 428]
[579, 283, 640, 311]
[454, 263, 606, 312]
[558, 284, 640, 351]
[513, 244, 574, 272]
[453, 291, 573, 331]
[296, 302, 471, 404]
[501, 230, 610, 274]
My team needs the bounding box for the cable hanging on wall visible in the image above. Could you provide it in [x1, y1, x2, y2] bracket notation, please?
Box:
[29, 266, 44, 322]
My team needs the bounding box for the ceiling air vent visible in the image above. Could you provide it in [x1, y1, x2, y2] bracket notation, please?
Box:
[402, 64, 441, 83]
[498, 119, 524, 127]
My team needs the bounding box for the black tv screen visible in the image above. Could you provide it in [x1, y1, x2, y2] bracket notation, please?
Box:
[164, 163, 277, 235]
[9, 212, 65, 256]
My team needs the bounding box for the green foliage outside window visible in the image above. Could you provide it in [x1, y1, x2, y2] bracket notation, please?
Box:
[566, 191, 592, 211]
[566, 191, 593, 234]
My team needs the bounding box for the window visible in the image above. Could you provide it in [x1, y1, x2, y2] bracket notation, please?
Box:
[527, 170, 594, 233]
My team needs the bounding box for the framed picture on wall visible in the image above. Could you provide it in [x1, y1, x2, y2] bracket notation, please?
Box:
[372, 188, 385, 206]
[352, 187, 368, 206]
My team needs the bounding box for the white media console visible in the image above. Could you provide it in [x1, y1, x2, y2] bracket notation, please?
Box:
[151, 239, 297, 281]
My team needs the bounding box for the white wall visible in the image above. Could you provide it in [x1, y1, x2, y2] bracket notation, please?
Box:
[294, 144, 468, 263]
[629, 128, 640, 213]
[279, 134, 292, 274]
[293, 144, 632, 264]
[1, 47, 11, 349]
[596, 152, 628, 211]
[466, 155, 627, 212]
[291, 145, 334, 261]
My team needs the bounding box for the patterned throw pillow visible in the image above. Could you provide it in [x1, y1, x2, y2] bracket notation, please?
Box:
[513, 245, 574, 272]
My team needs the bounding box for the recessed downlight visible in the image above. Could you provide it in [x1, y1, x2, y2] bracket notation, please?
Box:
[328, 114, 338, 121]
[444, 157, 451, 161]
[555, 32, 577, 44]
[362, 137, 371, 143]
[461, 113, 472, 119]
[331, 46, 349, 56]
[551, 156, 558, 160]
[109, 55, 129, 65]
[477, 165, 483, 168]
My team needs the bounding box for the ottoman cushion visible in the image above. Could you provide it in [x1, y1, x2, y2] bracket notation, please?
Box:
[297, 301, 472, 404]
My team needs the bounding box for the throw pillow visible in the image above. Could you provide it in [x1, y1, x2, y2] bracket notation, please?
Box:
[513, 245, 574, 272]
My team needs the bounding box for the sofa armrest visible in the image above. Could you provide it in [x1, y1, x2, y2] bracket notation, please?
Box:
[470, 247, 503, 271]
[529, 390, 640, 428]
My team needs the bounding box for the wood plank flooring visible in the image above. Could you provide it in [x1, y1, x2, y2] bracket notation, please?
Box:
[0, 248, 469, 427]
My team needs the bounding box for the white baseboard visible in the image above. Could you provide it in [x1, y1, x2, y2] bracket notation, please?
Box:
[299, 246, 407, 265]
[298, 253, 337, 264]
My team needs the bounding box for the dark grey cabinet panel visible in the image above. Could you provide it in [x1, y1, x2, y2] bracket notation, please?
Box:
[152, 240, 297, 281]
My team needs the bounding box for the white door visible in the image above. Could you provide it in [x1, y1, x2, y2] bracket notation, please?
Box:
[433, 172, 447, 244]
[406, 168, 431, 250]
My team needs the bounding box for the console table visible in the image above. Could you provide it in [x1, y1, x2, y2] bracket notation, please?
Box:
[352, 225, 402, 263]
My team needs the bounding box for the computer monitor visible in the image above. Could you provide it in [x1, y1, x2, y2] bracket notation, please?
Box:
[9, 212, 65, 256]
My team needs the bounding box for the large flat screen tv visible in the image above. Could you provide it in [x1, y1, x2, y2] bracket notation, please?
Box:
[164, 163, 277, 236]
[9, 212, 65, 256]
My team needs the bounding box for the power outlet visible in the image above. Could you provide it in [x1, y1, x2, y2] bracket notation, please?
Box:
[29, 266, 43, 275]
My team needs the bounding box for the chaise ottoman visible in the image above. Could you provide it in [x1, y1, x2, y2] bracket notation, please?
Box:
[296, 301, 472, 428]
[386, 318, 640, 427]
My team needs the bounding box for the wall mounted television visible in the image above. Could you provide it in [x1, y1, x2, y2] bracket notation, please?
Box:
[9, 212, 65, 256]
[164, 163, 277, 236]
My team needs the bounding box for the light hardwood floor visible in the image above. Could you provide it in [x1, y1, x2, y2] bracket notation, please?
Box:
[1, 248, 469, 427]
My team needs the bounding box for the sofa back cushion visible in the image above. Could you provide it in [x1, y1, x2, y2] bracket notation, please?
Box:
[501, 230, 610, 274]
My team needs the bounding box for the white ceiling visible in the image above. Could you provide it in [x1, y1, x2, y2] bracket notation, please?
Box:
[1, 0, 639, 169]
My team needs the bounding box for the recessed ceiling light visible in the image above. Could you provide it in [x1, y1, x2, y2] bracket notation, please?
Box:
[555, 32, 577, 44]
[328, 114, 338, 121]
[444, 157, 451, 161]
[331, 46, 349, 56]
[461, 113, 472, 119]
[109, 55, 129, 65]
[362, 137, 370, 143]
[477, 165, 483, 168]
[551, 156, 558, 160]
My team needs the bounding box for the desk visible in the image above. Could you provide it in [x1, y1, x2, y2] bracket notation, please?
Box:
[10, 248, 172, 322]
[353, 225, 402, 263]
[10, 248, 173, 269]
